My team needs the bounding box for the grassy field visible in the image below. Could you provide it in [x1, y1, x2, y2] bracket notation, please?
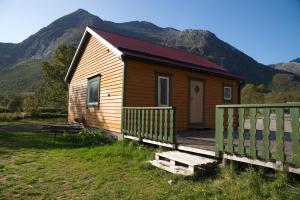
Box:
[1, 121, 300, 199]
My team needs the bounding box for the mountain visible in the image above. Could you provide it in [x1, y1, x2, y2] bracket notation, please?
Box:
[0, 9, 178, 70]
[270, 58, 300, 76]
[291, 58, 300, 63]
[0, 9, 295, 94]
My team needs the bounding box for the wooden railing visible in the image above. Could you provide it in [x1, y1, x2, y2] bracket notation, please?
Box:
[215, 103, 300, 168]
[122, 107, 176, 144]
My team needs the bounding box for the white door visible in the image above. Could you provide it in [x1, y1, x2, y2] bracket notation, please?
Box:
[189, 80, 204, 126]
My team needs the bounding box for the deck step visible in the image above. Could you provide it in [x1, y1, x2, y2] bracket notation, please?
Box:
[149, 151, 217, 176]
[149, 160, 195, 176]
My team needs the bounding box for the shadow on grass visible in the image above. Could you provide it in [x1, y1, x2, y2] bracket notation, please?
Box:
[0, 126, 82, 152]
[179, 162, 221, 182]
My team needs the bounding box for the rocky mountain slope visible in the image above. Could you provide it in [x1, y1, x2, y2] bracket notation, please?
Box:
[0, 9, 294, 93]
[270, 58, 300, 76]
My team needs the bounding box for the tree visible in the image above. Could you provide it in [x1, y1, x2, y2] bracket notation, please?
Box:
[38, 45, 76, 109]
[241, 84, 264, 104]
[7, 95, 24, 111]
[263, 73, 300, 103]
[269, 73, 300, 92]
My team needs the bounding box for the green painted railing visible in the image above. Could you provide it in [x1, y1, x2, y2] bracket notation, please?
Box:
[215, 103, 300, 168]
[122, 107, 176, 144]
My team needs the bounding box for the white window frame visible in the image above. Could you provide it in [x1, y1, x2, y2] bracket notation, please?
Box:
[87, 76, 100, 107]
[224, 86, 232, 101]
[157, 75, 170, 107]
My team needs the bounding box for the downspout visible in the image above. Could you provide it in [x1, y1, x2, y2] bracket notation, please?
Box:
[67, 83, 69, 123]
[120, 56, 127, 139]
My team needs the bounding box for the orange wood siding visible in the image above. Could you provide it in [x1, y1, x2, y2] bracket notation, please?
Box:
[125, 59, 239, 130]
[68, 35, 124, 132]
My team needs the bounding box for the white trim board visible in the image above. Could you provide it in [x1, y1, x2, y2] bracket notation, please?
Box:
[124, 135, 140, 141]
[123, 135, 174, 148]
[86, 27, 123, 57]
[177, 145, 216, 157]
[65, 29, 88, 82]
[223, 153, 300, 175]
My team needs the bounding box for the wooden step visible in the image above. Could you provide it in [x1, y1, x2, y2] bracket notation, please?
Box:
[156, 151, 216, 166]
[150, 151, 217, 176]
[149, 160, 195, 176]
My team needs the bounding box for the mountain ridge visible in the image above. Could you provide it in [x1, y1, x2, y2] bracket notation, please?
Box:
[0, 9, 296, 94]
[270, 58, 300, 76]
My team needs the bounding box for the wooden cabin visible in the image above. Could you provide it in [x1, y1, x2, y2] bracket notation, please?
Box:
[65, 26, 241, 137]
[65, 27, 300, 175]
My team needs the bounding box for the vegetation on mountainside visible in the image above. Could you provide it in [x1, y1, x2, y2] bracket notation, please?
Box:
[242, 73, 300, 103]
[0, 60, 43, 93]
[35, 45, 76, 109]
[0, 45, 75, 119]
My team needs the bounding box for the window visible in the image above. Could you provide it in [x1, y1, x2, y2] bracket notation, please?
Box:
[87, 76, 100, 106]
[224, 85, 232, 101]
[157, 75, 170, 106]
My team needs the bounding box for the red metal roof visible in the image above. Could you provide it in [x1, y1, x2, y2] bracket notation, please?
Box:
[90, 27, 240, 79]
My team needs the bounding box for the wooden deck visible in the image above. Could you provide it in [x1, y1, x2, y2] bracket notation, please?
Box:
[176, 129, 300, 174]
[176, 130, 216, 156]
[176, 129, 295, 157]
[124, 129, 300, 174]
[123, 104, 300, 174]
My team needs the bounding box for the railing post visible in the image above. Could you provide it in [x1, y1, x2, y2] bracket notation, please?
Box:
[238, 108, 245, 155]
[154, 109, 158, 140]
[169, 107, 176, 147]
[122, 108, 126, 134]
[150, 109, 153, 139]
[262, 108, 270, 160]
[137, 109, 141, 140]
[275, 108, 285, 162]
[141, 109, 145, 139]
[215, 107, 224, 158]
[159, 109, 163, 141]
[173, 107, 176, 148]
[249, 108, 257, 158]
[127, 109, 130, 135]
[226, 108, 234, 153]
[290, 107, 300, 167]
[164, 109, 168, 142]
[130, 109, 133, 136]
[145, 109, 149, 138]
[134, 109, 137, 137]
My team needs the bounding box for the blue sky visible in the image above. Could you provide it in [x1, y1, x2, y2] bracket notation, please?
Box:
[0, 0, 299, 64]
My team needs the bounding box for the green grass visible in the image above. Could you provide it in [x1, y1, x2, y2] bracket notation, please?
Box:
[1, 121, 300, 199]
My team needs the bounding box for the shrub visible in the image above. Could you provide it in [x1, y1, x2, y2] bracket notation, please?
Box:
[77, 128, 107, 146]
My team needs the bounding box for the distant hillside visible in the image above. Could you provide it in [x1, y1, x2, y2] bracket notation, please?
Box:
[270, 58, 300, 76]
[0, 9, 295, 94]
[0, 59, 43, 93]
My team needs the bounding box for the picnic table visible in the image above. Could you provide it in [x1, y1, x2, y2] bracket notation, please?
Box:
[43, 123, 84, 144]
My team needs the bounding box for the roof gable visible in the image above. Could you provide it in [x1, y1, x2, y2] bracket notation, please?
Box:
[65, 26, 240, 82]
[64, 27, 123, 82]
[91, 27, 227, 72]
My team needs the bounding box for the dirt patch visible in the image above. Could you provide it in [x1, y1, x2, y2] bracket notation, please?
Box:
[0, 124, 44, 132]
